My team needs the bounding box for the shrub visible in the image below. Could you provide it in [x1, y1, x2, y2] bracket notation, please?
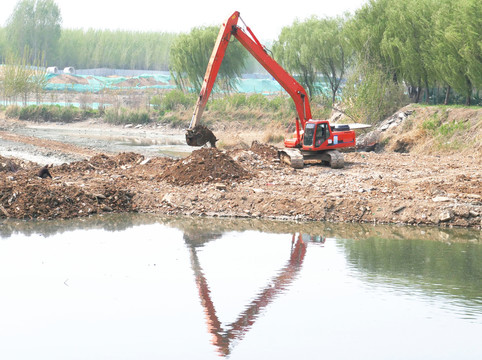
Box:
[150, 90, 196, 114]
[104, 107, 151, 125]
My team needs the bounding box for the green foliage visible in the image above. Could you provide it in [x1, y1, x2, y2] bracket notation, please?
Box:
[150, 89, 196, 114]
[207, 93, 291, 113]
[55, 29, 176, 70]
[1, 49, 48, 105]
[5, 104, 94, 122]
[346, 0, 481, 105]
[422, 113, 469, 137]
[273, 16, 349, 105]
[169, 26, 248, 93]
[341, 57, 409, 124]
[104, 107, 151, 125]
[5, 0, 61, 64]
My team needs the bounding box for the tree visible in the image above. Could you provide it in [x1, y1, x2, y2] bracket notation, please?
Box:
[273, 19, 318, 99]
[169, 26, 248, 93]
[312, 16, 350, 105]
[273, 16, 350, 105]
[5, 0, 62, 64]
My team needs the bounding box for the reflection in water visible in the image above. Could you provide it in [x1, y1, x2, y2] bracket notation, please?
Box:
[341, 237, 482, 319]
[1, 214, 481, 359]
[185, 233, 308, 357]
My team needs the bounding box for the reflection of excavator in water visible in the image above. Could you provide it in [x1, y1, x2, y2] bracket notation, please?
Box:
[183, 232, 320, 357]
[185, 11, 356, 169]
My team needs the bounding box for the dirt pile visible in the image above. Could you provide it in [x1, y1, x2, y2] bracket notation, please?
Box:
[0, 153, 142, 220]
[115, 77, 168, 87]
[249, 140, 279, 161]
[48, 74, 89, 85]
[159, 148, 252, 185]
[0, 156, 35, 173]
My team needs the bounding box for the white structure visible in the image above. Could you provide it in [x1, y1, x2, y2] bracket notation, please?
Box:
[63, 66, 75, 74]
[46, 66, 59, 74]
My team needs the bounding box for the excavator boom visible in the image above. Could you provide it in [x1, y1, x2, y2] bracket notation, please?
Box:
[188, 11, 310, 146]
[186, 11, 356, 168]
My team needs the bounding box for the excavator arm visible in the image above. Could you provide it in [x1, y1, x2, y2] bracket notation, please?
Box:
[187, 11, 311, 147]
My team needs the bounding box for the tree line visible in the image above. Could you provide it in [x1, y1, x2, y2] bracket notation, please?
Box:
[1, 0, 481, 113]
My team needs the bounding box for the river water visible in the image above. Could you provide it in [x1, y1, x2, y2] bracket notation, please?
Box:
[0, 215, 481, 359]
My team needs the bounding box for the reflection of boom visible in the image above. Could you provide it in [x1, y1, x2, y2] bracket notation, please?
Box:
[186, 234, 307, 357]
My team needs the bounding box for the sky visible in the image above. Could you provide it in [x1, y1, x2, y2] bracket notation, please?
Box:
[1, 0, 368, 40]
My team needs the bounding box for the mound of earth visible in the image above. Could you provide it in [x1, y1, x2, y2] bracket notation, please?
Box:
[249, 141, 279, 160]
[115, 77, 167, 87]
[48, 74, 89, 85]
[0, 156, 36, 173]
[0, 152, 147, 220]
[159, 148, 251, 186]
[0, 173, 134, 220]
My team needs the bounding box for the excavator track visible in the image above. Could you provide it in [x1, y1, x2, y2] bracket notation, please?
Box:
[322, 150, 345, 169]
[278, 149, 304, 169]
[279, 149, 345, 169]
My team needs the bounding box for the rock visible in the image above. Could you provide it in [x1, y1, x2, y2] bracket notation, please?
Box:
[439, 210, 454, 222]
[393, 205, 406, 214]
[162, 193, 174, 206]
[215, 183, 227, 190]
[139, 158, 151, 165]
[469, 210, 479, 217]
[433, 196, 451, 202]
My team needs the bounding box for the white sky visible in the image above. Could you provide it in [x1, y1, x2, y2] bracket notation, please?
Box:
[1, 0, 367, 40]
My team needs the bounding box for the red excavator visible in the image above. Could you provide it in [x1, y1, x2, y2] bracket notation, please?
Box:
[185, 11, 356, 168]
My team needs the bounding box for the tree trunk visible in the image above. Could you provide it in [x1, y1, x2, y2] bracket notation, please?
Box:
[444, 86, 451, 105]
[415, 86, 421, 103]
[465, 77, 472, 106]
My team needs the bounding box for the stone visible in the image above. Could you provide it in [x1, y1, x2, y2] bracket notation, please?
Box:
[439, 210, 453, 222]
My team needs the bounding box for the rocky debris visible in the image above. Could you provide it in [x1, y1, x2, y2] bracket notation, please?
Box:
[159, 147, 251, 186]
[249, 141, 279, 161]
[0, 156, 35, 173]
[356, 109, 415, 152]
[0, 144, 481, 228]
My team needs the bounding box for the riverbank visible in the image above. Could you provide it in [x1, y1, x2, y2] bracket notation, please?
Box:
[1, 105, 481, 228]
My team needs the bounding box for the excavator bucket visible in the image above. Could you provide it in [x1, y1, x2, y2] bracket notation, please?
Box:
[185, 125, 218, 148]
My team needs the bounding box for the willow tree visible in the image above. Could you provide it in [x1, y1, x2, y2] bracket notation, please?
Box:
[273, 19, 318, 99]
[5, 0, 62, 64]
[273, 16, 349, 105]
[380, 0, 435, 102]
[430, 0, 482, 105]
[169, 26, 248, 93]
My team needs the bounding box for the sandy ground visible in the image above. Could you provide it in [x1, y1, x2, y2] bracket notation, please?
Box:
[0, 114, 481, 229]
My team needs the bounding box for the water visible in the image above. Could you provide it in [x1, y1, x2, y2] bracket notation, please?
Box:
[0, 215, 481, 359]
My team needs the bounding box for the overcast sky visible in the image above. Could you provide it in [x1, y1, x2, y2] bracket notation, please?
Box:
[1, 0, 367, 40]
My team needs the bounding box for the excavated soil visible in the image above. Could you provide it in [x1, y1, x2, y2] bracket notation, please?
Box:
[159, 148, 251, 185]
[1, 107, 481, 228]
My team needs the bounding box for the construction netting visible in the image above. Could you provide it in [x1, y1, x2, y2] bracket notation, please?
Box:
[43, 72, 289, 94]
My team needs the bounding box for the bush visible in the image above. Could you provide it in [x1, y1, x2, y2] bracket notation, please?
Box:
[104, 107, 151, 125]
[150, 90, 196, 115]
[5, 104, 85, 122]
[341, 59, 409, 124]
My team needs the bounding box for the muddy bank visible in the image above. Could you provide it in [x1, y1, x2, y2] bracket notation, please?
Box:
[1, 143, 481, 228]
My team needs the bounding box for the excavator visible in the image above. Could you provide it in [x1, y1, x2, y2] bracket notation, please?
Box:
[185, 11, 356, 169]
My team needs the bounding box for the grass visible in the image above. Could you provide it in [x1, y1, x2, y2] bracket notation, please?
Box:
[5, 104, 99, 123]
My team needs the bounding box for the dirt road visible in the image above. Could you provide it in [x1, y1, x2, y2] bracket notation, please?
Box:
[0, 114, 480, 228]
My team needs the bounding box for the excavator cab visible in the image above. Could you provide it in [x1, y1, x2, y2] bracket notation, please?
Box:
[302, 121, 330, 149]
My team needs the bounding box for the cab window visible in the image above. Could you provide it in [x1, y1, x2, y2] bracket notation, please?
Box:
[314, 123, 329, 147]
[303, 123, 315, 146]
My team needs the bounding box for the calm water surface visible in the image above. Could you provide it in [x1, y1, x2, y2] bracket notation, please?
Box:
[0, 215, 481, 359]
